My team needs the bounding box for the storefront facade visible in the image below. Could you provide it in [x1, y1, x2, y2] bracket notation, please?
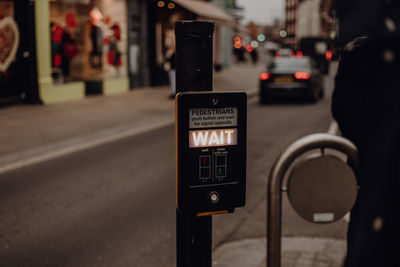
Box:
[0, 0, 38, 105]
[1, 0, 235, 105]
[34, 0, 130, 105]
[1, 0, 157, 105]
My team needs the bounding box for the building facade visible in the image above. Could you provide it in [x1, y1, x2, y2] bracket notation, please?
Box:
[296, 0, 335, 39]
[285, 0, 298, 37]
[0, 0, 235, 105]
[0, 0, 38, 105]
[34, 0, 131, 104]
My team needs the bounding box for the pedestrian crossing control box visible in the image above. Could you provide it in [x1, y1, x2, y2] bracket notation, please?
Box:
[176, 92, 246, 215]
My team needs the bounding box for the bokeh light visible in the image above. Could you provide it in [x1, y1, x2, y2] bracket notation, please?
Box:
[157, 1, 165, 7]
[257, 34, 266, 42]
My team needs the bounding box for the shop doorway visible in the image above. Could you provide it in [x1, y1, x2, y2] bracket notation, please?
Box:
[146, 0, 195, 87]
[0, 0, 37, 105]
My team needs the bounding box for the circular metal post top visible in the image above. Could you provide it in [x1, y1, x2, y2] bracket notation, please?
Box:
[288, 155, 358, 223]
[269, 133, 358, 189]
[267, 133, 359, 224]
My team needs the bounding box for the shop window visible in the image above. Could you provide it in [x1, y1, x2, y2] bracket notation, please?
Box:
[0, 2, 17, 74]
[1, 1, 22, 98]
[50, 0, 128, 84]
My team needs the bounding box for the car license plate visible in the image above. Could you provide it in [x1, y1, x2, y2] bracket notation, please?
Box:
[274, 76, 293, 83]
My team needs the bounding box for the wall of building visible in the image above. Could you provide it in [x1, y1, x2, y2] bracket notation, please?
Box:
[296, 0, 321, 38]
[127, 0, 150, 88]
[220, 25, 233, 67]
[285, 0, 298, 36]
[212, 0, 234, 68]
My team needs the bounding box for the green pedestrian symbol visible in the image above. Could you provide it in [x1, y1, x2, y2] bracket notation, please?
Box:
[217, 167, 224, 176]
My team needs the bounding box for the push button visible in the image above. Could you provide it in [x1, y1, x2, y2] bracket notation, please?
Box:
[209, 191, 220, 203]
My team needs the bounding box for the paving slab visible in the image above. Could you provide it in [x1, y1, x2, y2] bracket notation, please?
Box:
[213, 237, 346, 267]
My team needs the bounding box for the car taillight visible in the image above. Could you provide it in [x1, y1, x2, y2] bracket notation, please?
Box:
[296, 51, 303, 58]
[294, 72, 310, 80]
[325, 50, 333, 61]
[234, 42, 242, 49]
[259, 72, 270, 80]
[275, 52, 281, 58]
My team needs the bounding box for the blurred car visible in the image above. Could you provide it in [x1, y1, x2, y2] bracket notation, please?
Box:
[259, 56, 323, 103]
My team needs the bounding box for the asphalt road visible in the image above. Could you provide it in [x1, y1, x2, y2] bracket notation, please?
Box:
[0, 72, 345, 267]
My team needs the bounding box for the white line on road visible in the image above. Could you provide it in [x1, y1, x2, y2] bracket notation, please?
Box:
[0, 119, 174, 174]
[0, 93, 260, 175]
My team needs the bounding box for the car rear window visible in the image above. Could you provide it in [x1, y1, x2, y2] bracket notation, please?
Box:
[269, 58, 311, 72]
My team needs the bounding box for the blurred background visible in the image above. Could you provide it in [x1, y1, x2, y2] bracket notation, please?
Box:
[0, 1, 343, 267]
[0, 0, 336, 104]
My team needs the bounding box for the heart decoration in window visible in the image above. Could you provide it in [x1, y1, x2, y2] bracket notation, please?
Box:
[0, 17, 20, 73]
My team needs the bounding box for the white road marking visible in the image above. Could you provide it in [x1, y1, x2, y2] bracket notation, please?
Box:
[0, 119, 174, 174]
[0, 93, 260, 175]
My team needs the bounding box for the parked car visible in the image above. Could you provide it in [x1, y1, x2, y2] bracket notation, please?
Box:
[259, 56, 323, 103]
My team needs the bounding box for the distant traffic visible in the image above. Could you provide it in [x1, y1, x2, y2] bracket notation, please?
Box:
[259, 53, 324, 103]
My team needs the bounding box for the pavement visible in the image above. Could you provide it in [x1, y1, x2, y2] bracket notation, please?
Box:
[213, 237, 346, 267]
[0, 61, 347, 266]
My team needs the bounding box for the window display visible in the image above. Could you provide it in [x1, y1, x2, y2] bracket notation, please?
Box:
[50, 0, 127, 84]
[0, 2, 19, 73]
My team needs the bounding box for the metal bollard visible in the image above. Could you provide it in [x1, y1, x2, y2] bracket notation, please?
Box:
[266, 133, 359, 267]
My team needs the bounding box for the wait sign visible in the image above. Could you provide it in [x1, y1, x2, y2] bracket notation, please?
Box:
[176, 92, 247, 215]
[189, 129, 237, 148]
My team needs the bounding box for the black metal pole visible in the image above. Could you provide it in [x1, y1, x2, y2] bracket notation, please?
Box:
[175, 21, 214, 93]
[175, 20, 214, 267]
[176, 211, 212, 267]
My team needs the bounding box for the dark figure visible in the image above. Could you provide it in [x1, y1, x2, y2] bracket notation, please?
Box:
[233, 46, 246, 63]
[61, 28, 78, 76]
[90, 24, 103, 68]
[239, 47, 246, 62]
[330, 0, 400, 266]
[250, 48, 258, 65]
